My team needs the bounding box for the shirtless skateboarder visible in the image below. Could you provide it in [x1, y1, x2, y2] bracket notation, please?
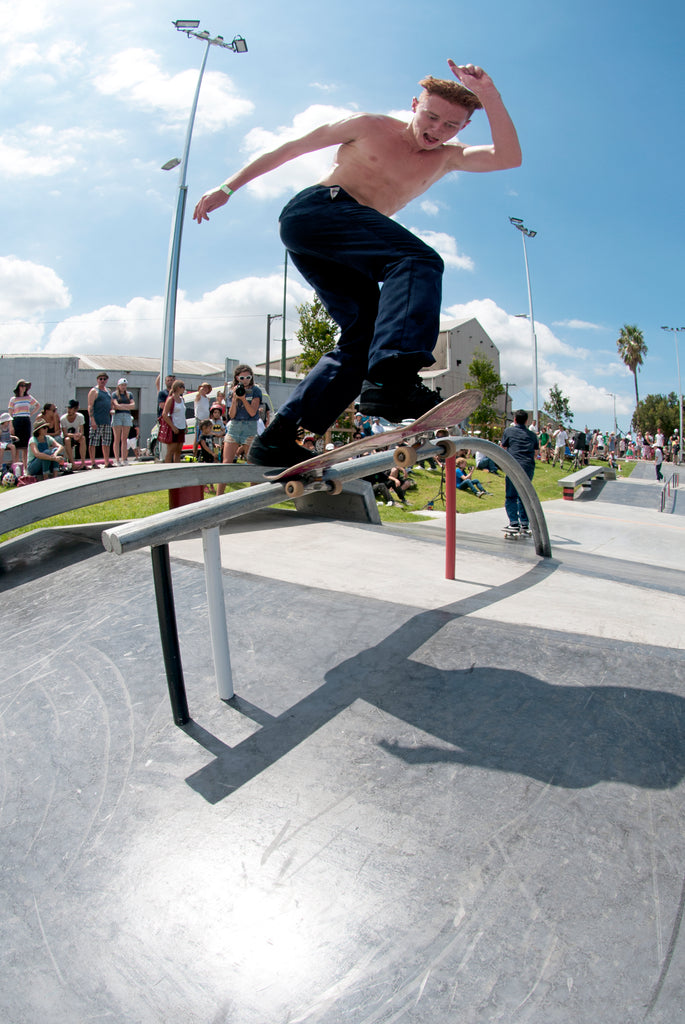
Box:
[193, 60, 521, 466]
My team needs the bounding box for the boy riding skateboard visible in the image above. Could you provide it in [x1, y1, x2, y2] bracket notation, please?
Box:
[193, 60, 521, 466]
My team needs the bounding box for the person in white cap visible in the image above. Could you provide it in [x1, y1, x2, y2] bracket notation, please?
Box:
[0, 412, 18, 470]
[111, 378, 135, 466]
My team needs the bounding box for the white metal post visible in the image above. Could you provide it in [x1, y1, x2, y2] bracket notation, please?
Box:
[201, 526, 233, 700]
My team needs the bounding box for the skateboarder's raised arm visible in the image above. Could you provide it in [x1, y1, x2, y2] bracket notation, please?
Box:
[444, 62, 521, 173]
[192, 116, 365, 223]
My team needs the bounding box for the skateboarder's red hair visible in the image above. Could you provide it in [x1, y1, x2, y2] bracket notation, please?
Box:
[419, 76, 483, 114]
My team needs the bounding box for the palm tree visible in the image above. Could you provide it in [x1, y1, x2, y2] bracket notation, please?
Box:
[616, 324, 648, 408]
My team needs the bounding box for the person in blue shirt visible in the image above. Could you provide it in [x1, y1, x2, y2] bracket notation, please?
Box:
[455, 457, 489, 497]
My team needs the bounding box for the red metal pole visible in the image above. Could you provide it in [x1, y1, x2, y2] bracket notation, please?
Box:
[445, 454, 456, 579]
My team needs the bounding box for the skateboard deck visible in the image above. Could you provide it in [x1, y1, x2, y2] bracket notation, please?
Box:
[266, 388, 482, 497]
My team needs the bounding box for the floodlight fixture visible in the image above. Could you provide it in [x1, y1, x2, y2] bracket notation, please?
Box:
[231, 35, 248, 53]
[173, 19, 200, 30]
[161, 157, 181, 170]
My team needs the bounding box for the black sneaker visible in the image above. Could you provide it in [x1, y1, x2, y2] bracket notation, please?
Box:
[248, 415, 309, 467]
[358, 375, 441, 421]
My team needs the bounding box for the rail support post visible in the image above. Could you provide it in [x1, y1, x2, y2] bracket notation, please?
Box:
[151, 543, 189, 725]
[201, 526, 234, 700]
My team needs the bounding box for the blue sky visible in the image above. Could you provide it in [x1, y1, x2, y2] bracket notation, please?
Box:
[1, 0, 683, 431]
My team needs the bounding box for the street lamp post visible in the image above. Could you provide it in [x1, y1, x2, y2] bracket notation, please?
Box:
[160, 20, 247, 386]
[265, 314, 282, 397]
[608, 392, 618, 434]
[660, 326, 685, 463]
[509, 217, 538, 429]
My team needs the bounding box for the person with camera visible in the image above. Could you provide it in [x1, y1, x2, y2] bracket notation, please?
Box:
[216, 365, 262, 495]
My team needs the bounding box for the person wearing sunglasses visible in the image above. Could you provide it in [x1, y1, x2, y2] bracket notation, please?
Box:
[8, 378, 41, 476]
[216, 365, 262, 495]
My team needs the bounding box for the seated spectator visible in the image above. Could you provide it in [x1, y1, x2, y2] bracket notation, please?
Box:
[455, 457, 489, 498]
[60, 400, 88, 469]
[301, 435, 317, 454]
[364, 468, 404, 506]
[28, 419, 68, 478]
[475, 449, 500, 474]
[388, 462, 414, 505]
[41, 403, 61, 438]
[0, 412, 18, 468]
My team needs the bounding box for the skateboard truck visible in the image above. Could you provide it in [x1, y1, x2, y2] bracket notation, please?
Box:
[282, 475, 343, 499]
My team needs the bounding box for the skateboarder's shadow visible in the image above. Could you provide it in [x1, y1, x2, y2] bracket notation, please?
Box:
[371, 662, 685, 791]
[186, 591, 685, 802]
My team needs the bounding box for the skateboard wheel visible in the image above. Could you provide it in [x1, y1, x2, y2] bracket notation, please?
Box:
[393, 446, 417, 467]
[326, 478, 343, 495]
[284, 479, 305, 498]
[436, 439, 457, 459]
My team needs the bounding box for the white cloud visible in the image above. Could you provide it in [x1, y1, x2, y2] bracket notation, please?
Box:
[0, 15, 84, 83]
[43, 274, 313, 366]
[0, 321, 46, 353]
[553, 319, 606, 331]
[410, 228, 473, 270]
[0, 125, 120, 179]
[0, 0, 54, 34]
[420, 200, 441, 216]
[443, 297, 633, 423]
[241, 104, 357, 199]
[93, 48, 254, 133]
[0, 255, 71, 317]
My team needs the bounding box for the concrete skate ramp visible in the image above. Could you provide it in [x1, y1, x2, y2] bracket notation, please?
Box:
[576, 461, 683, 513]
[1, 502, 684, 1024]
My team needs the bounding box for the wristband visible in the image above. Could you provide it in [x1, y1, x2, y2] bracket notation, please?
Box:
[219, 183, 234, 197]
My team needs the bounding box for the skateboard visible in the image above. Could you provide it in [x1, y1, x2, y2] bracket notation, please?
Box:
[265, 388, 482, 498]
[503, 525, 532, 540]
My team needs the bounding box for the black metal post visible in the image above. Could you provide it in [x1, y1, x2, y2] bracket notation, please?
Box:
[151, 543, 190, 725]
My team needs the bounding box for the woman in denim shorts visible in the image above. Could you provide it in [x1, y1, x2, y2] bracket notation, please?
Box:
[111, 378, 135, 466]
[217, 365, 262, 494]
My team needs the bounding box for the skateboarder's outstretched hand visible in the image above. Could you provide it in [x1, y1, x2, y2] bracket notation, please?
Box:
[447, 61, 497, 98]
[193, 186, 230, 224]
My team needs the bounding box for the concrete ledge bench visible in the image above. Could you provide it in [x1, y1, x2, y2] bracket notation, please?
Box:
[558, 465, 616, 500]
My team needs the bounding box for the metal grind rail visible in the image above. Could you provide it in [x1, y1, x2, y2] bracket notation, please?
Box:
[660, 472, 680, 513]
[102, 436, 551, 724]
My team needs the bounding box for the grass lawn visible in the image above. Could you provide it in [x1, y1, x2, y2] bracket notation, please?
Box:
[0, 457, 637, 542]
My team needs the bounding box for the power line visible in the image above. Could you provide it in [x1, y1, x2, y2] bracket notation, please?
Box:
[0, 313, 297, 327]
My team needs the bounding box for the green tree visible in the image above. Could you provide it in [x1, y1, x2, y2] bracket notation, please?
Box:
[633, 392, 680, 438]
[465, 356, 505, 439]
[543, 383, 573, 425]
[616, 323, 647, 409]
[293, 298, 339, 373]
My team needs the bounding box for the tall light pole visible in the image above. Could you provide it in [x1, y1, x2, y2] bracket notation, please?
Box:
[661, 325, 684, 463]
[608, 392, 618, 434]
[160, 20, 247, 386]
[509, 217, 538, 429]
[265, 313, 282, 397]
